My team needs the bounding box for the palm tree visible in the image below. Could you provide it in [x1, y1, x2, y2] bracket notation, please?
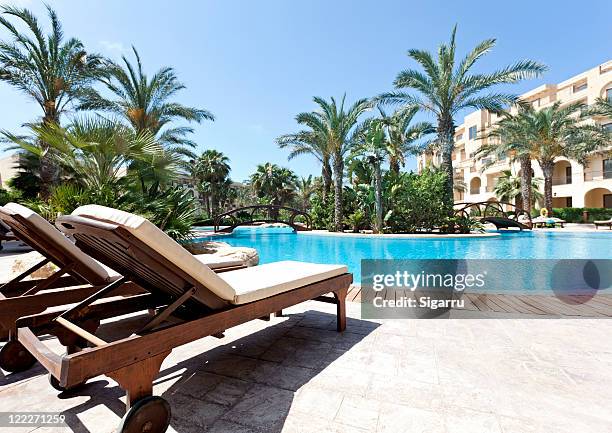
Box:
[493, 170, 543, 208]
[277, 131, 332, 200]
[2, 117, 160, 206]
[380, 26, 546, 205]
[350, 120, 387, 233]
[378, 106, 434, 174]
[590, 97, 612, 118]
[132, 148, 182, 198]
[78, 47, 213, 153]
[250, 163, 298, 215]
[478, 106, 537, 211]
[286, 96, 371, 231]
[194, 150, 231, 216]
[295, 175, 316, 211]
[490, 102, 608, 214]
[0, 4, 104, 197]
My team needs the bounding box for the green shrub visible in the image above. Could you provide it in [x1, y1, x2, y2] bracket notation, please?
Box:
[452, 215, 485, 234]
[310, 193, 334, 230]
[0, 188, 21, 206]
[345, 210, 367, 233]
[385, 169, 452, 233]
[551, 207, 612, 223]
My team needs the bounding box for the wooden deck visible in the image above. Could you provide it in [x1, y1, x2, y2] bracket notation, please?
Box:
[345, 286, 612, 317]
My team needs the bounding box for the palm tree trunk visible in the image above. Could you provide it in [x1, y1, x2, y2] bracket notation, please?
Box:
[437, 116, 455, 208]
[38, 150, 56, 200]
[389, 158, 401, 175]
[332, 155, 344, 232]
[373, 161, 383, 233]
[210, 183, 215, 216]
[518, 156, 533, 212]
[322, 158, 332, 201]
[540, 159, 554, 215]
[39, 112, 60, 199]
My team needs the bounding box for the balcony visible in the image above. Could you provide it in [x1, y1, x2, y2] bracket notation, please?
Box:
[584, 170, 612, 182]
[552, 176, 572, 186]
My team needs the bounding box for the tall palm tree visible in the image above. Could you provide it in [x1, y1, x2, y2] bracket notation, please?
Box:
[194, 150, 231, 216]
[78, 47, 213, 153]
[380, 26, 546, 205]
[277, 131, 332, 200]
[378, 106, 434, 174]
[287, 96, 371, 231]
[478, 106, 537, 211]
[489, 102, 608, 214]
[0, 5, 104, 197]
[350, 120, 387, 233]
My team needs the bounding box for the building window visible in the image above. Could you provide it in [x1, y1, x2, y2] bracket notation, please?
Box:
[468, 126, 477, 140]
[607, 88, 612, 102]
[605, 194, 612, 208]
[565, 166, 572, 184]
[566, 197, 573, 207]
[604, 159, 612, 179]
[455, 133, 463, 141]
[573, 82, 587, 93]
[603, 123, 612, 132]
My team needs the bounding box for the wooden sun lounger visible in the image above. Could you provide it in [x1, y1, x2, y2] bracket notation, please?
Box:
[594, 218, 612, 229]
[15, 207, 351, 433]
[0, 203, 134, 358]
[0, 203, 245, 373]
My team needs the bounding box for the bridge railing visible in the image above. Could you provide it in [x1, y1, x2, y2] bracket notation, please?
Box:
[213, 204, 312, 233]
[454, 201, 533, 228]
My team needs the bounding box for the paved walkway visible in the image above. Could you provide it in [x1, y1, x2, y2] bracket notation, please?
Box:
[1, 301, 611, 433]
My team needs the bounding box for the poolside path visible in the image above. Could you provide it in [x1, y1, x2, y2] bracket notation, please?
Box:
[1, 301, 611, 432]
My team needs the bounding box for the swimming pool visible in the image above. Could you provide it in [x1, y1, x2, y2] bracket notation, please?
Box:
[193, 227, 612, 282]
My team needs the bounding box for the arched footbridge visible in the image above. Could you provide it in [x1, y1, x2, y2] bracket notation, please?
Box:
[213, 205, 312, 233]
[454, 201, 532, 230]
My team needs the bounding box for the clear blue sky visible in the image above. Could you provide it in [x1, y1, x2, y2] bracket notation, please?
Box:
[1, 0, 611, 182]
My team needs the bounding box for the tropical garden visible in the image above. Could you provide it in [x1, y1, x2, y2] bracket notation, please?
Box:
[0, 6, 610, 238]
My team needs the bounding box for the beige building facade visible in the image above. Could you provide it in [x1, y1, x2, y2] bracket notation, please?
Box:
[0, 153, 19, 190]
[417, 60, 612, 209]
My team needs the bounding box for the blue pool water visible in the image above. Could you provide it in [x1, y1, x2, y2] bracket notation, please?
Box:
[194, 227, 612, 282]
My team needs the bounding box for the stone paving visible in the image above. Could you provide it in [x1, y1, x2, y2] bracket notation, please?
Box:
[1, 301, 612, 433]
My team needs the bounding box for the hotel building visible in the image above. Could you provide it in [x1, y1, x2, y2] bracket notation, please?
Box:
[417, 60, 612, 209]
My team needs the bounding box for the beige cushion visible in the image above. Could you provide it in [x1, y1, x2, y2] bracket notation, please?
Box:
[4, 203, 115, 283]
[97, 254, 241, 280]
[70, 205, 236, 302]
[219, 261, 348, 305]
[194, 255, 244, 270]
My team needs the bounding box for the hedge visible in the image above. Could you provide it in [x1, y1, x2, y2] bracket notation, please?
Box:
[546, 207, 612, 223]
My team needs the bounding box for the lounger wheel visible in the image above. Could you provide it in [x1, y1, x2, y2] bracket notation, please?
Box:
[48, 373, 86, 392]
[0, 340, 36, 373]
[117, 396, 171, 433]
